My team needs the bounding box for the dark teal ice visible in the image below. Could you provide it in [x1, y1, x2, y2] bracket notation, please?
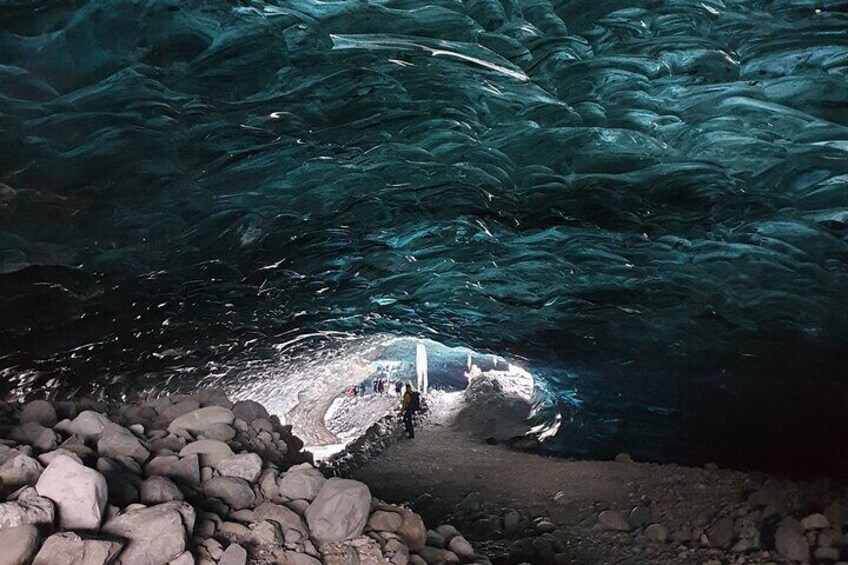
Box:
[1, 0, 846, 474]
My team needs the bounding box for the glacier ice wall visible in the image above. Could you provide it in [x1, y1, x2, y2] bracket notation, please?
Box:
[1, 0, 847, 471]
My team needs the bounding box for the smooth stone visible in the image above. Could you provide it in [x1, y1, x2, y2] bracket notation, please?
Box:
[180, 440, 233, 467]
[168, 551, 195, 565]
[98, 428, 150, 464]
[305, 478, 371, 543]
[218, 543, 247, 565]
[102, 502, 195, 565]
[707, 516, 734, 548]
[397, 508, 427, 552]
[0, 525, 40, 565]
[200, 424, 235, 442]
[10, 423, 59, 452]
[204, 477, 255, 510]
[216, 453, 262, 482]
[33, 531, 124, 565]
[801, 513, 830, 530]
[61, 411, 112, 441]
[231, 400, 270, 423]
[168, 407, 235, 435]
[0, 454, 43, 490]
[35, 454, 108, 530]
[447, 536, 474, 560]
[145, 455, 200, 486]
[368, 509, 403, 532]
[277, 463, 326, 502]
[598, 510, 629, 532]
[644, 523, 668, 542]
[140, 476, 184, 504]
[628, 506, 651, 529]
[775, 525, 810, 562]
[37, 448, 83, 467]
[20, 401, 58, 428]
[0, 493, 55, 529]
[253, 502, 308, 536]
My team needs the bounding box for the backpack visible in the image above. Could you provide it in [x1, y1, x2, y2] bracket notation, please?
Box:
[409, 391, 421, 412]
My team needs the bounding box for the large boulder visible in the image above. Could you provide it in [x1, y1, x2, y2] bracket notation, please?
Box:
[396, 509, 427, 552]
[20, 401, 58, 428]
[278, 463, 326, 501]
[180, 440, 233, 467]
[102, 502, 195, 565]
[775, 525, 810, 562]
[168, 407, 235, 435]
[10, 423, 59, 452]
[35, 454, 108, 530]
[204, 477, 255, 510]
[97, 428, 150, 464]
[232, 400, 270, 423]
[140, 476, 184, 505]
[0, 491, 55, 529]
[33, 532, 124, 565]
[0, 453, 43, 490]
[305, 478, 371, 543]
[253, 502, 308, 537]
[60, 411, 112, 441]
[144, 455, 200, 486]
[216, 453, 262, 482]
[0, 525, 41, 565]
[368, 510, 403, 533]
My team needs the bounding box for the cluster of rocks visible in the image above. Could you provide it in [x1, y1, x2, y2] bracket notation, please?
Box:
[589, 478, 848, 564]
[0, 393, 486, 565]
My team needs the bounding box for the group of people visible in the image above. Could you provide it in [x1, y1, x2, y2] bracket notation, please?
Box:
[345, 378, 405, 398]
[343, 379, 422, 439]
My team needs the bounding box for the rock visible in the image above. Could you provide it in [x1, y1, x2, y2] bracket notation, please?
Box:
[598, 510, 629, 532]
[706, 516, 734, 548]
[427, 530, 445, 548]
[149, 436, 187, 455]
[278, 463, 326, 501]
[201, 424, 235, 442]
[37, 448, 83, 467]
[33, 531, 124, 565]
[435, 525, 461, 544]
[169, 552, 195, 565]
[286, 499, 310, 515]
[156, 400, 201, 426]
[36, 454, 108, 530]
[417, 546, 460, 565]
[253, 502, 308, 536]
[775, 525, 810, 562]
[218, 543, 247, 565]
[62, 411, 112, 441]
[535, 520, 556, 534]
[258, 469, 284, 503]
[615, 453, 632, 463]
[10, 423, 59, 451]
[168, 407, 235, 435]
[447, 536, 474, 560]
[249, 520, 284, 547]
[628, 506, 651, 529]
[20, 401, 57, 428]
[180, 440, 233, 467]
[218, 522, 251, 543]
[644, 523, 668, 543]
[0, 493, 54, 529]
[0, 525, 40, 565]
[305, 478, 371, 543]
[456, 492, 482, 513]
[98, 428, 150, 464]
[204, 477, 255, 510]
[0, 454, 43, 490]
[801, 513, 830, 530]
[196, 390, 233, 409]
[397, 509, 427, 552]
[232, 400, 270, 423]
[368, 509, 403, 532]
[140, 476, 184, 504]
[814, 546, 839, 561]
[216, 453, 262, 482]
[503, 509, 521, 535]
[145, 455, 200, 486]
[102, 502, 195, 565]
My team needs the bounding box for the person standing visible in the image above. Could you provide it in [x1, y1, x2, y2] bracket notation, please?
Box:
[399, 383, 420, 439]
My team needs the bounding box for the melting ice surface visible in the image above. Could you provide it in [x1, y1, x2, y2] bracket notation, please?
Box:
[1, 0, 848, 475]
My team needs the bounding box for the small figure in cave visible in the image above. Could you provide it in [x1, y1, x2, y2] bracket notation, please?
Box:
[347, 386, 357, 398]
[378, 379, 386, 394]
[394, 380, 403, 396]
[400, 383, 420, 439]
[359, 382, 366, 396]
[372, 379, 379, 394]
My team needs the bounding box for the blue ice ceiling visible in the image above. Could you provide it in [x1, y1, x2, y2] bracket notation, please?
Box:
[1, 0, 847, 471]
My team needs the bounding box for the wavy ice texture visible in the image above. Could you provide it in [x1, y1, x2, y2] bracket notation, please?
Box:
[1, 0, 847, 473]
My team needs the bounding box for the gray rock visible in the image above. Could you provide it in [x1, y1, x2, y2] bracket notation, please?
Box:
[0, 525, 40, 565]
[140, 476, 184, 505]
[447, 536, 474, 560]
[706, 516, 734, 548]
[0, 493, 54, 529]
[216, 453, 262, 482]
[145, 455, 200, 486]
[149, 436, 187, 455]
[33, 531, 123, 565]
[435, 525, 461, 544]
[397, 508, 427, 552]
[217, 522, 251, 544]
[180, 440, 233, 467]
[644, 523, 668, 543]
[168, 551, 195, 565]
[801, 513, 830, 530]
[285, 499, 310, 516]
[168, 407, 235, 435]
[427, 530, 445, 548]
[0, 453, 43, 491]
[535, 520, 556, 534]
[249, 520, 284, 547]
[368, 509, 403, 532]
[253, 502, 308, 536]
[218, 543, 247, 565]
[10, 423, 59, 452]
[278, 463, 326, 501]
[232, 400, 270, 423]
[35, 454, 108, 530]
[204, 477, 255, 510]
[196, 390, 233, 409]
[814, 546, 839, 561]
[201, 424, 235, 442]
[102, 502, 195, 565]
[37, 448, 83, 467]
[628, 506, 651, 529]
[305, 478, 371, 543]
[598, 510, 629, 532]
[98, 428, 150, 464]
[156, 400, 201, 425]
[61, 411, 112, 441]
[775, 525, 810, 562]
[20, 401, 58, 428]
[503, 509, 521, 535]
